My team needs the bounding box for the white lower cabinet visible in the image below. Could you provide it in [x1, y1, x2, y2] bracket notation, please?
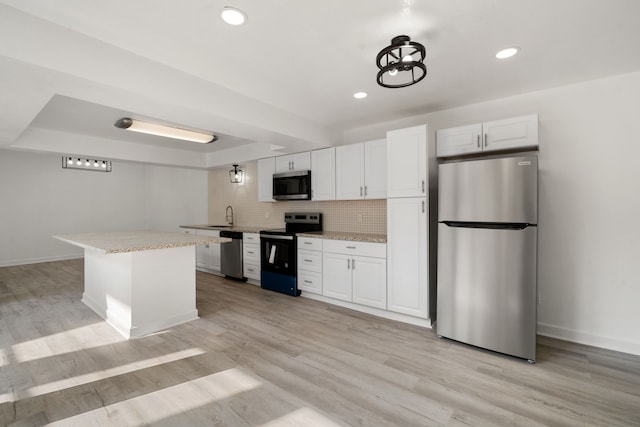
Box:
[322, 252, 353, 301]
[387, 197, 428, 318]
[195, 229, 221, 273]
[297, 237, 323, 294]
[243, 233, 260, 283]
[322, 239, 387, 309]
[351, 255, 387, 309]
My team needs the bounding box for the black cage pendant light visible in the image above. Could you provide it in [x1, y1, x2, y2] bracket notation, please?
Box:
[229, 164, 244, 183]
[376, 35, 427, 88]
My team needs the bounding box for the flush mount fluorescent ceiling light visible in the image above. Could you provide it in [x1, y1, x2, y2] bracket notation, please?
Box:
[353, 92, 368, 99]
[114, 118, 217, 144]
[496, 47, 520, 59]
[221, 7, 247, 25]
[376, 35, 427, 88]
[62, 156, 112, 172]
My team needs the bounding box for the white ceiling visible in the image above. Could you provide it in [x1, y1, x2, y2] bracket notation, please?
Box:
[1, 0, 640, 168]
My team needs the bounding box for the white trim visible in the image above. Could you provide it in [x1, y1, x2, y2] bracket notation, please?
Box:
[301, 292, 432, 329]
[538, 322, 640, 356]
[0, 254, 82, 268]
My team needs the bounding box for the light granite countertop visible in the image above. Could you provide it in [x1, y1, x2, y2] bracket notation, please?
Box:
[180, 224, 266, 233]
[180, 225, 387, 243]
[296, 231, 387, 244]
[54, 230, 231, 254]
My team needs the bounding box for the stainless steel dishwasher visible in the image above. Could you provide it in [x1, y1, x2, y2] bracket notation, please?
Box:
[219, 230, 245, 281]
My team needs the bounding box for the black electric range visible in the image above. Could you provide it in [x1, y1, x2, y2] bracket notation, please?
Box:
[260, 212, 322, 296]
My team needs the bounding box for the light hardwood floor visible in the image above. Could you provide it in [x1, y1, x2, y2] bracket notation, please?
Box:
[1, 259, 639, 426]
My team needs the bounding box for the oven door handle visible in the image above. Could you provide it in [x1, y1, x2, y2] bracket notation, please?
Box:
[260, 234, 294, 241]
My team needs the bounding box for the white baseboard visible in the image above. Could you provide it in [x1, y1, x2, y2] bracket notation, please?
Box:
[301, 292, 432, 329]
[0, 254, 82, 268]
[537, 322, 640, 356]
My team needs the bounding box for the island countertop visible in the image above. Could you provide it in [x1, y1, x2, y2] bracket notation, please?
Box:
[54, 230, 231, 254]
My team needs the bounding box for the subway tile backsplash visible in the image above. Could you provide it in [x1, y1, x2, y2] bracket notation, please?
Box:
[208, 160, 386, 234]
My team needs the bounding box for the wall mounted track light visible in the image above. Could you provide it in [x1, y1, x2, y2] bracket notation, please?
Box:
[62, 156, 112, 172]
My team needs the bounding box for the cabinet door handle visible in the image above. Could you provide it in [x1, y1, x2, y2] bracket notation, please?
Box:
[422, 200, 425, 213]
[347, 259, 351, 269]
[360, 186, 363, 196]
[422, 180, 425, 193]
[303, 241, 312, 245]
[477, 134, 480, 148]
[304, 259, 312, 262]
[304, 280, 312, 284]
[248, 268, 255, 272]
[364, 186, 368, 196]
[248, 251, 254, 255]
[346, 246, 356, 249]
[484, 133, 488, 147]
[351, 258, 355, 270]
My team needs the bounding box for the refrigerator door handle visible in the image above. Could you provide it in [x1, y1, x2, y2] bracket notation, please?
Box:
[442, 221, 535, 230]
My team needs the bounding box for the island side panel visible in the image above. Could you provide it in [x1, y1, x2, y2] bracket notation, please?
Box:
[83, 249, 134, 338]
[129, 245, 198, 338]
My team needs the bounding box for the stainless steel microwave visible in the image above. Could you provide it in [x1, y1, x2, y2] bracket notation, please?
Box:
[273, 170, 311, 200]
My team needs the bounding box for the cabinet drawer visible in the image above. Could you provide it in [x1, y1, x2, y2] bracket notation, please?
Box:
[298, 249, 322, 272]
[244, 262, 260, 280]
[297, 236, 323, 251]
[243, 244, 260, 263]
[243, 232, 260, 243]
[297, 270, 322, 294]
[323, 239, 386, 258]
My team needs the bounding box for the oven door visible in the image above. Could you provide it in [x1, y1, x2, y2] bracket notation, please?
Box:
[260, 234, 299, 296]
[260, 234, 296, 276]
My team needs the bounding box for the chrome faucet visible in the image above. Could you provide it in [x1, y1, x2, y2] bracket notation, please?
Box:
[225, 205, 234, 226]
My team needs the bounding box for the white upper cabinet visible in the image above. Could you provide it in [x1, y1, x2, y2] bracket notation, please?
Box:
[363, 139, 387, 199]
[275, 152, 311, 173]
[436, 114, 538, 158]
[435, 123, 483, 157]
[387, 124, 428, 198]
[336, 143, 365, 200]
[257, 157, 275, 202]
[483, 114, 538, 152]
[335, 139, 386, 200]
[311, 147, 336, 201]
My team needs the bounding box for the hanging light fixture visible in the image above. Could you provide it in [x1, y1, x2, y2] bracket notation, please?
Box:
[114, 118, 217, 144]
[229, 164, 244, 183]
[376, 35, 427, 88]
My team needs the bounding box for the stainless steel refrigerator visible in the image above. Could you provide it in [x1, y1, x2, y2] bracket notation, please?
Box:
[437, 156, 538, 362]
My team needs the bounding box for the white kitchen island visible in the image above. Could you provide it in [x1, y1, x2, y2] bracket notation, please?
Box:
[54, 231, 230, 339]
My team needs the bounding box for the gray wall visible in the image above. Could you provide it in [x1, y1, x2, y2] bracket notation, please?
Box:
[0, 151, 207, 266]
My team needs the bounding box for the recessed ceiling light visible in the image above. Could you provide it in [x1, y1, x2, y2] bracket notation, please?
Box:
[353, 92, 368, 99]
[496, 47, 520, 59]
[221, 7, 247, 25]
